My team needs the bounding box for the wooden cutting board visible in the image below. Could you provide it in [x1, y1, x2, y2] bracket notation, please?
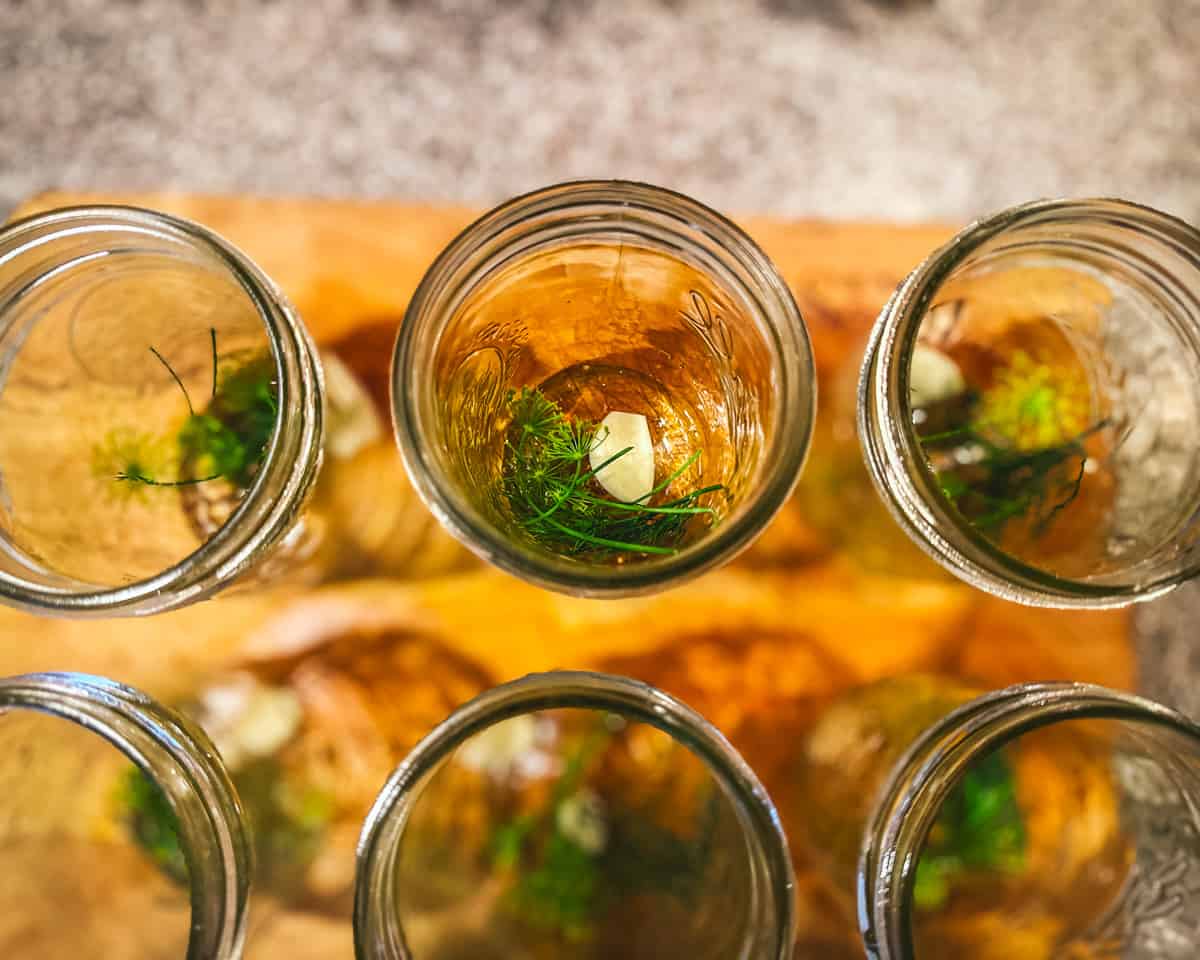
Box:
[0, 193, 1134, 958]
[0, 190, 1132, 691]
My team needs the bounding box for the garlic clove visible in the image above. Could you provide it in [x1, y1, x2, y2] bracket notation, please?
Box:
[909, 344, 966, 409]
[590, 411, 654, 503]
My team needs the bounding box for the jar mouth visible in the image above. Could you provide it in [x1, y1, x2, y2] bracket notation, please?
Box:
[354, 670, 797, 960]
[0, 671, 252, 960]
[0, 205, 323, 616]
[859, 197, 1200, 608]
[392, 180, 815, 597]
[857, 681, 1200, 960]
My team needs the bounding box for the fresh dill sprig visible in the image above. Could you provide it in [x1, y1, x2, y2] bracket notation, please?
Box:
[116, 765, 189, 885]
[179, 355, 278, 490]
[101, 329, 277, 492]
[500, 387, 724, 558]
[913, 749, 1025, 910]
[493, 723, 612, 940]
[921, 418, 1108, 536]
[915, 347, 1109, 540]
[490, 722, 721, 941]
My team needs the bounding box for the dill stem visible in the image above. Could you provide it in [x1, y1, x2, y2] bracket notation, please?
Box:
[573, 493, 715, 516]
[530, 444, 634, 522]
[1035, 454, 1088, 534]
[117, 471, 222, 487]
[576, 444, 634, 488]
[530, 470, 582, 523]
[149, 345, 194, 416]
[657, 484, 725, 509]
[209, 327, 218, 399]
[633, 450, 702, 504]
[542, 516, 678, 555]
[917, 426, 972, 444]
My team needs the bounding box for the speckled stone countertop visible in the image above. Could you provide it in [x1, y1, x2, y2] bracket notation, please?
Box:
[2, 0, 1199, 712]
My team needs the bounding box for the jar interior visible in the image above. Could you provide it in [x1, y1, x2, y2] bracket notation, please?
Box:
[896, 709, 1200, 960]
[907, 718, 1138, 959]
[906, 216, 1200, 588]
[0, 224, 277, 588]
[392, 706, 765, 959]
[0, 708, 193, 958]
[428, 237, 775, 569]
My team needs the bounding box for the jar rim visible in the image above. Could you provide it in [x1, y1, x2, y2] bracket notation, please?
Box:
[353, 669, 797, 960]
[857, 680, 1200, 960]
[391, 179, 816, 597]
[0, 204, 323, 616]
[0, 671, 252, 960]
[858, 197, 1200, 608]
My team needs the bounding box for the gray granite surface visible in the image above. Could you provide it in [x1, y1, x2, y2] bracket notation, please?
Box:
[1, 0, 1199, 712]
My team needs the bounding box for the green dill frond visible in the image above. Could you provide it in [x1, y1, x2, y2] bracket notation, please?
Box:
[92, 428, 180, 499]
[508, 387, 562, 444]
[913, 749, 1025, 910]
[116, 765, 189, 885]
[492, 724, 723, 940]
[99, 331, 278, 494]
[190, 354, 278, 490]
[920, 394, 1107, 539]
[499, 388, 724, 560]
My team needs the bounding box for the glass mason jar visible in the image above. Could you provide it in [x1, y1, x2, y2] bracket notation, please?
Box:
[354, 671, 796, 960]
[0, 671, 252, 959]
[0, 205, 324, 616]
[391, 180, 815, 596]
[859, 199, 1200, 607]
[857, 681, 1200, 960]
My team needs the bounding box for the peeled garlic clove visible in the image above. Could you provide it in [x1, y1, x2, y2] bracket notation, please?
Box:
[590, 411, 654, 502]
[909, 344, 966, 409]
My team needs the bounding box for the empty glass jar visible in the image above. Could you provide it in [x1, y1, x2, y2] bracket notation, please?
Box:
[391, 180, 815, 596]
[0, 671, 252, 959]
[0, 205, 324, 615]
[859, 199, 1200, 607]
[353, 671, 796, 959]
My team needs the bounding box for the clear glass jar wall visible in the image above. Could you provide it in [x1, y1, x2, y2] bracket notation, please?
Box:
[855, 682, 1200, 960]
[0, 672, 251, 960]
[354, 671, 797, 960]
[859, 199, 1200, 607]
[0, 206, 323, 616]
[392, 180, 815, 597]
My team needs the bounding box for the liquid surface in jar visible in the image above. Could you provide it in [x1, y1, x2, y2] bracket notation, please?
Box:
[436, 243, 770, 566]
